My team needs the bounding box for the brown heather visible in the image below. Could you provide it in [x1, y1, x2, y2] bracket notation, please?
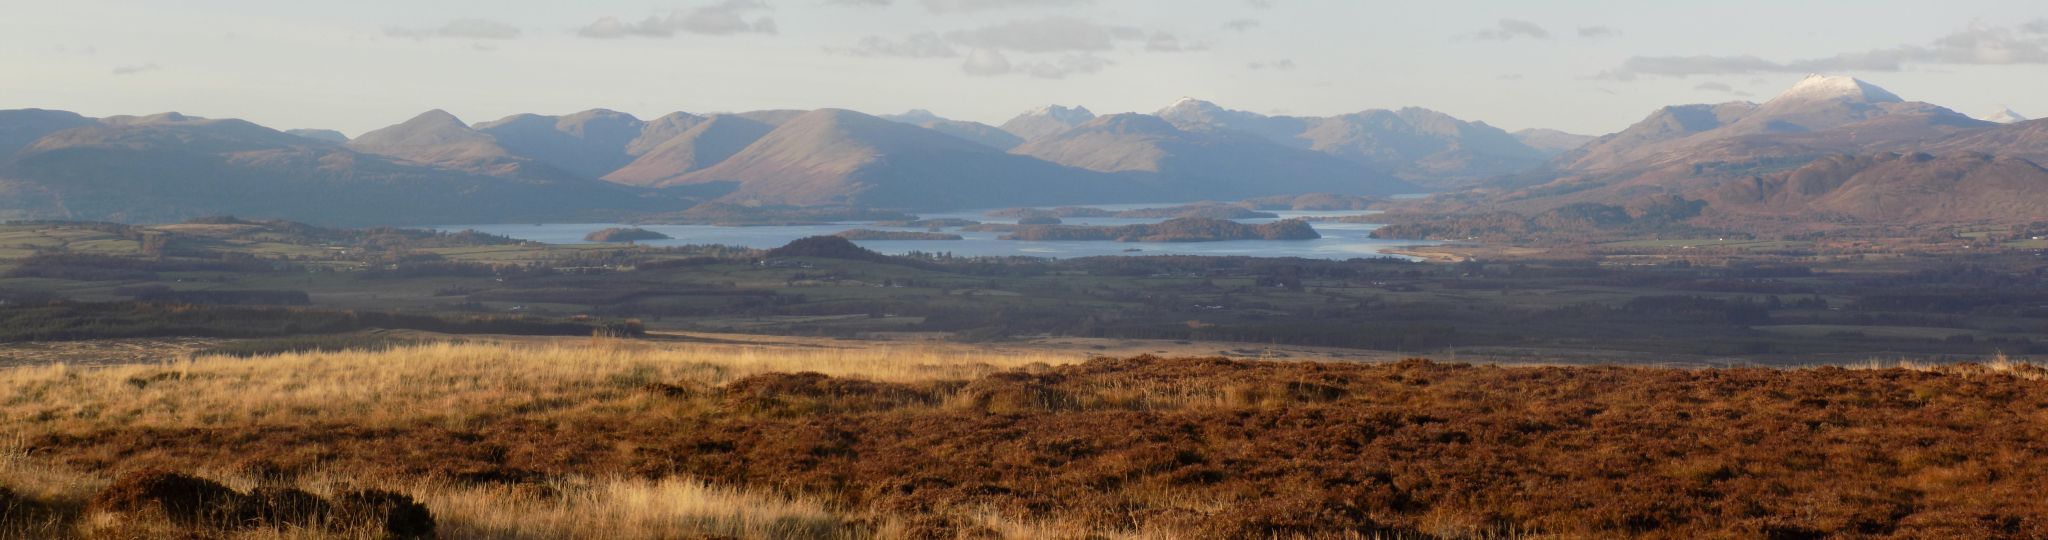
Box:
[6, 341, 2048, 538]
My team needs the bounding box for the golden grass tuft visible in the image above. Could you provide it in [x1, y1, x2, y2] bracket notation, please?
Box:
[0, 341, 1081, 434]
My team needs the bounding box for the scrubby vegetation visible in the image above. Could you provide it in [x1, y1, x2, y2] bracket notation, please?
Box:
[8, 341, 2048, 538]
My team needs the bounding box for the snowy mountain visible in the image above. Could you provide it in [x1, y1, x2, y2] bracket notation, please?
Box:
[1985, 107, 2029, 124]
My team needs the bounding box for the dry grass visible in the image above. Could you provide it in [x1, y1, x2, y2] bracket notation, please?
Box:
[0, 339, 1080, 434]
[2, 442, 870, 540]
[1851, 351, 2048, 380]
[17, 340, 2048, 538]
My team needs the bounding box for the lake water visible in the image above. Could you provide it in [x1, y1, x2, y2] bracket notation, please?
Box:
[442, 203, 1432, 260]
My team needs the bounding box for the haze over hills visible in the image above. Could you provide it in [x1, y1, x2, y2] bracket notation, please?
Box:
[602, 115, 776, 187]
[0, 112, 650, 226]
[881, 110, 1025, 150]
[1985, 107, 2029, 124]
[661, 108, 1145, 209]
[5, 73, 2047, 228]
[472, 109, 653, 180]
[1478, 75, 2048, 227]
[999, 105, 1098, 142]
[1014, 113, 1420, 198]
[1512, 129, 1597, 155]
[1148, 98, 1557, 188]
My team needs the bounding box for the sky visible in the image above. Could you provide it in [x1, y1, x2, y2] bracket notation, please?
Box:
[4, 0, 2047, 137]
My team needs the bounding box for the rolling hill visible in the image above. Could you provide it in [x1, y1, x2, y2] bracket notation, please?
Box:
[668, 109, 1143, 208]
[602, 115, 776, 187]
[1014, 113, 1420, 198]
[1152, 99, 1551, 188]
[0, 111, 653, 226]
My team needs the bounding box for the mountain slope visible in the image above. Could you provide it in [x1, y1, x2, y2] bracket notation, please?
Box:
[881, 110, 1025, 150]
[1706, 152, 2048, 223]
[473, 109, 649, 179]
[284, 129, 349, 144]
[1153, 99, 1549, 187]
[0, 109, 96, 159]
[1000, 105, 1096, 141]
[1514, 129, 1596, 155]
[0, 112, 651, 226]
[1014, 113, 1419, 198]
[603, 115, 776, 187]
[1912, 118, 2048, 164]
[673, 109, 1140, 208]
[1555, 76, 1979, 174]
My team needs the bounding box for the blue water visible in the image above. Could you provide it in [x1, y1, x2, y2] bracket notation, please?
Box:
[442, 204, 1432, 260]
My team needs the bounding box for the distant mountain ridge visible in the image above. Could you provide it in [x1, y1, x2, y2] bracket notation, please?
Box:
[1468, 75, 2048, 228]
[1140, 98, 1553, 188]
[0, 111, 652, 226]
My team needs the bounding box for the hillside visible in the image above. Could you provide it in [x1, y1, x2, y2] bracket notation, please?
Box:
[602, 115, 776, 187]
[346, 109, 579, 181]
[0, 109, 96, 159]
[1155, 99, 1551, 188]
[1014, 113, 1420, 198]
[1706, 152, 2048, 223]
[473, 109, 653, 179]
[1464, 76, 2038, 227]
[999, 105, 1097, 141]
[0, 111, 651, 226]
[670, 109, 1142, 208]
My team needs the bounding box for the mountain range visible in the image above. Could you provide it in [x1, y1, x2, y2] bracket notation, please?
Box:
[1468, 75, 2048, 227]
[4, 74, 2044, 229]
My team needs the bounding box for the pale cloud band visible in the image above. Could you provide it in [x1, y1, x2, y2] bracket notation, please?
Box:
[1602, 20, 2048, 79]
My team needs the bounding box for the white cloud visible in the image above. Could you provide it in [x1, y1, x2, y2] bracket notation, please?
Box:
[960, 49, 1108, 78]
[1577, 26, 1618, 38]
[844, 32, 959, 58]
[578, 1, 777, 39]
[945, 17, 1144, 53]
[921, 0, 1092, 14]
[1602, 21, 2048, 79]
[1247, 59, 1296, 71]
[111, 62, 160, 75]
[961, 48, 1013, 76]
[383, 18, 522, 40]
[1468, 19, 1550, 41]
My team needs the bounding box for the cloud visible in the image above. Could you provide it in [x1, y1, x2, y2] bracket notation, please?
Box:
[1145, 32, 1191, 52]
[2025, 18, 2048, 34]
[578, 1, 777, 38]
[1467, 18, 1550, 41]
[110, 63, 160, 75]
[960, 49, 1109, 78]
[384, 18, 522, 40]
[827, 0, 892, 5]
[921, 0, 1092, 14]
[1245, 0, 1274, 7]
[1577, 26, 1618, 38]
[945, 17, 1145, 53]
[1497, 73, 1524, 80]
[1247, 59, 1296, 71]
[1692, 81, 1752, 97]
[1223, 18, 1260, 32]
[962, 49, 1013, 75]
[843, 32, 959, 57]
[1601, 21, 2048, 79]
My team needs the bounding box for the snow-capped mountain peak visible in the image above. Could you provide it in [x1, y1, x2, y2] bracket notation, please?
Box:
[1769, 74, 1904, 105]
[1985, 106, 2029, 124]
